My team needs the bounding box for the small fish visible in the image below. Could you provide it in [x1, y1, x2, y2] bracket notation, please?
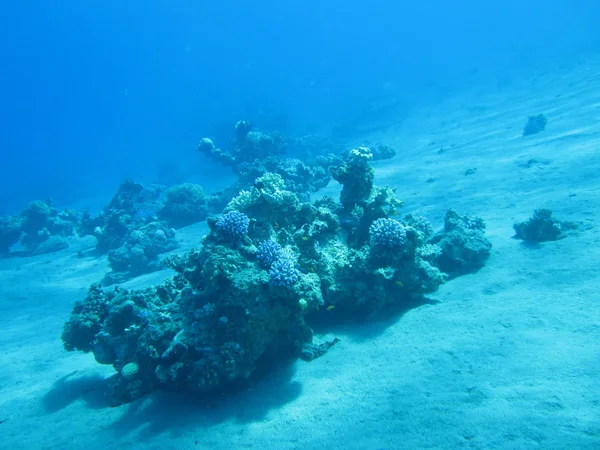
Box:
[395, 281, 404, 288]
[326, 305, 336, 311]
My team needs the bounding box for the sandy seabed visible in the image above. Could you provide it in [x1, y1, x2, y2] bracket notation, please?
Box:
[1, 58, 600, 449]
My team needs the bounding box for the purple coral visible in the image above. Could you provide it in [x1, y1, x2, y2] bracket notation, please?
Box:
[215, 211, 250, 239]
[369, 218, 407, 249]
[256, 240, 283, 268]
[268, 257, 299, 287]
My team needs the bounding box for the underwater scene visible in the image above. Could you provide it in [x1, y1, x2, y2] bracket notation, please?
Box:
[1, 1, 599, 449]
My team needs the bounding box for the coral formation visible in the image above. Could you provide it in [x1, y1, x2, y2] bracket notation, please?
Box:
[256, 240, 283, 268]
[214, 211, 250, 240]
[79, 179, 164, 253]
[0, 199, 77, 255]
[159, 183, 208, 228]
[269, 257, 300, 287]
[0, 215, 23, 254]
[75, 179, 194, 282]
[196, 121, 286, 168]
[104, 222, 178, 285]
[197, 122, 343, 199]
[513, 209, 577, 242]
[62, 148, 492, 405]
[369, 218, 407, 249]
[331, 146, 375, 211]
[429, 209, 491, 276]
[370, 144, 396, 161]
[522, 114, 548, 136]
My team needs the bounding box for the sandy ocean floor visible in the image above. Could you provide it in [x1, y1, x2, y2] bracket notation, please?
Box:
[1, 58, 599, 449]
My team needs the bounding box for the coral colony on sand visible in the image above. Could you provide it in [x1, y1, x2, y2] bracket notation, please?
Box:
[62, 140, 492, 406]
[522, 113, 548, 136]
[513, 209, 578, 242]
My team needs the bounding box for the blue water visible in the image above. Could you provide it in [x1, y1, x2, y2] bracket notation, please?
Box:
[1, 0, 598, 212]
[2, 2, 600, 449]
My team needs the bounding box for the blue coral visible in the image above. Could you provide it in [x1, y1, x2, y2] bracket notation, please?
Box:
[215, 211, 250, 239]
[256, 240, 282, 268]
[133, 208, 157, 222]
[269, 257, 299, 287]
[369, 218, 407, 249]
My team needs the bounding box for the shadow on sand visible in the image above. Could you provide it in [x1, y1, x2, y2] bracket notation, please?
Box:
[43, 294, 436, 440]
[42, 371, 112, 412]
[108, 360, 302, 441]
[308, 294, 439, 342]
[43, 353, 302, 441]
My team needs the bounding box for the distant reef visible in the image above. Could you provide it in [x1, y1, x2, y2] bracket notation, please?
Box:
[0, 199, 77, 256]
[522, 113, 548, 136]
[196, 120, 396, 198]
[77, 122, 398, 283]
[1, 121, 399, 285]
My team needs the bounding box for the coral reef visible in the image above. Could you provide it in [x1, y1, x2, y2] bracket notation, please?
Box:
[62, 148, 492, 405]
[159, 183, 208, 228]
[0, 215, 23, 254]
[370, 218, 407, 249]
[331, 146, 375, 211]
[256, 240, 283, 268]
[197, 122, 344, 199]
[370, 144, 396, 161]
[79, 179, 164, 253]
[61, 281, 184, 404]
[104, 222, 178, 285]
[196, 121, 286, 168]
[268, 257, 300, 287]
[78, 179, 189, 282]
[341, 143, 396, 162]
[429, 209, 492, 276]
[0, 199, 77, 255]
[214, 211, 250, 240]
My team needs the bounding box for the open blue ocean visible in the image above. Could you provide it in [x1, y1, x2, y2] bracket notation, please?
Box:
[1, 1, 599, 449]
